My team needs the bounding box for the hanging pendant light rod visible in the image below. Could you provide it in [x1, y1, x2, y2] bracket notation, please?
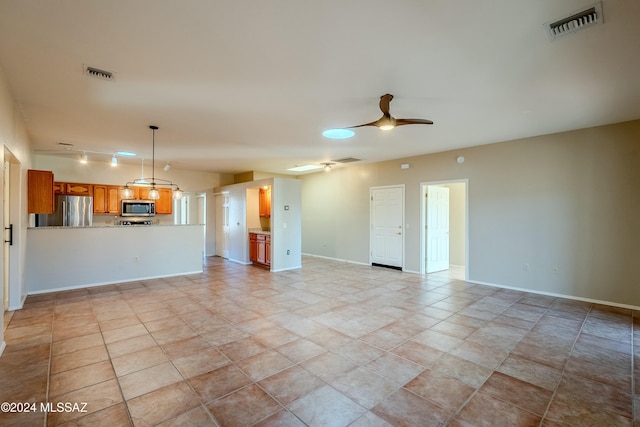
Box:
[122, 125, 184, 200]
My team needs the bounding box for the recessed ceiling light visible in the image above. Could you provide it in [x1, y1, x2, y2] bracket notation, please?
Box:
[117, 151, 136, 156]
[287, 164, 323, 172]
[322, 128, 355, 139]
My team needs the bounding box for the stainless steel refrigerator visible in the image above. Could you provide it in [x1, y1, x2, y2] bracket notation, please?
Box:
[36, 195, 93, 227]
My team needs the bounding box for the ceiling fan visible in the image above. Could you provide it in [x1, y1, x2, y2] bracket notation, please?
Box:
[348, 94, 433, 130]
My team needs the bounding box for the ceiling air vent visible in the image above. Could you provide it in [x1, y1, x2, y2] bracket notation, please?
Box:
[84, 65, 115, 81]
[545, 2, 603, 40]
[332, 157, 361, 163]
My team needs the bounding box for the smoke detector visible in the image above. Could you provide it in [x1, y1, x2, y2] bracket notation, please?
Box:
[84, 65, 115, 81]
[544, 2, 603, 40]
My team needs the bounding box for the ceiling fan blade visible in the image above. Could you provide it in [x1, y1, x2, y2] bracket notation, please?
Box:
[379, 94, 393, 114]
[395, 118, 434, 126]
[346, 118, 383, 128]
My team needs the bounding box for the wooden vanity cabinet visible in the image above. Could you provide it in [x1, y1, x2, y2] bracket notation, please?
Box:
[249, 233, 271, 268]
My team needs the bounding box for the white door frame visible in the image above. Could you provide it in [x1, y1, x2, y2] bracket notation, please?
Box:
[370, 185, 405, 270]
[214, 192, 230, 258]
[420, 179, 469, 279]
[3, 147, 21, 311]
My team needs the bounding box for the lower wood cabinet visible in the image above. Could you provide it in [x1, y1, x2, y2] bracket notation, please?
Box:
[249, 233, 271, 268]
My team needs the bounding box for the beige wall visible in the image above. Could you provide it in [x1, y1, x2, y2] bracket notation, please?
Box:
[301, 120, 640, 307]
[0, 67, 34, 348]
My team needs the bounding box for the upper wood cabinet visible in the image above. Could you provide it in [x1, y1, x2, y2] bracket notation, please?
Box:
[55, 182, 93, 196]
[33, 173, 173, 216]
[94, 185, 122, 214]
[28, 169, 55, 214]
[259, 187, 271, 218]
[125, 186, 172, 214]
[155, 188, 173, 215]
[107, 186, 121, 214]
[53, 182, 65, 195]
[65, 182, 93, 196]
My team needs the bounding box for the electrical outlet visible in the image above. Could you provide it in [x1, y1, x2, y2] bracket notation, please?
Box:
[286, 249, 290, 255]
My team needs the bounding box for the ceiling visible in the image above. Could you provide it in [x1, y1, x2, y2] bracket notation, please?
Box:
[0, 1, 639, 175]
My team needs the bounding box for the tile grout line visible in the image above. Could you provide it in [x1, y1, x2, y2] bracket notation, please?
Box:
[439, 294, 548, 426]
[631, 311, 635, 425]
[44, 302, 54, 427]
[93, 289, 136, 427]
[537, 303, 591, 425]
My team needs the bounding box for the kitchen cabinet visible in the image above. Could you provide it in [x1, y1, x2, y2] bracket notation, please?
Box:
[65, 183, 93, 196]
[54, 182, 94, 196]
[249, 232, 270, 268]
[155, 188, 173, 214]
[123, 186, 173, 214]
[107, 186, 121, 213]
[259, 187, 271, 218]
[93, 185, 122, 214]
[28, 169, 55, 214]
[53, 182, 65, 195]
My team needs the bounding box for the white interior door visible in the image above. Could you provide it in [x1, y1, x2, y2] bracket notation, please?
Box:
[215, 194, 230, 258]
[370, 186, 404, 268]
[426, 185, 450, 273]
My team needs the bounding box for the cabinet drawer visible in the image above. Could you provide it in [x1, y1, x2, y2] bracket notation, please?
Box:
[256, 234, 266, 241]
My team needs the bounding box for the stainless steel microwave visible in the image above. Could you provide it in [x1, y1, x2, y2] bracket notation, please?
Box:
[121, 200, 155, 217]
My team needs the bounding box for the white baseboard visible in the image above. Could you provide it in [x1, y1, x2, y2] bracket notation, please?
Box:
[8, 293, 27, 311]
[468, 279, 640, 311]
[302, 253, 370, 266]
[271, 265, 302, 272]
[28, 270, 203, 296]
[0, 340, 6, 358]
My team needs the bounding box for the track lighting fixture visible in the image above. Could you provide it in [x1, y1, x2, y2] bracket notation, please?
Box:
[163, 162, 171, 172]
[111, 155, 118, 167]
[80, 153, 88, 164]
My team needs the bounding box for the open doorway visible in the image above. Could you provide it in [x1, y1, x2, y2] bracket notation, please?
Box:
[420, 180, 468, 280]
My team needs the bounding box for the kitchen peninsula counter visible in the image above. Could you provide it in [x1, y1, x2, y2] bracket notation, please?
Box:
[26, 224, 204, 294]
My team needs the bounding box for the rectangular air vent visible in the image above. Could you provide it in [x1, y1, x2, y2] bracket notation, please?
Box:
[545, 2, 603, 40]
[84, 65, 115, 81]
[331, 157, 361, 163]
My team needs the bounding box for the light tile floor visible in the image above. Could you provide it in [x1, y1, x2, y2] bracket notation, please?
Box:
[0, 256, 638, 426]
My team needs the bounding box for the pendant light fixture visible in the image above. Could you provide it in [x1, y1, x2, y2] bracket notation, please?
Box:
[147, 125, 160, 200]
[122, 125, 184, 200]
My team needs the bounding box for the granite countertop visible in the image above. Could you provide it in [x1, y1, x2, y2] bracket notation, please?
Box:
[28, 224, 203, 229]
[248, 228, 271, 235]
